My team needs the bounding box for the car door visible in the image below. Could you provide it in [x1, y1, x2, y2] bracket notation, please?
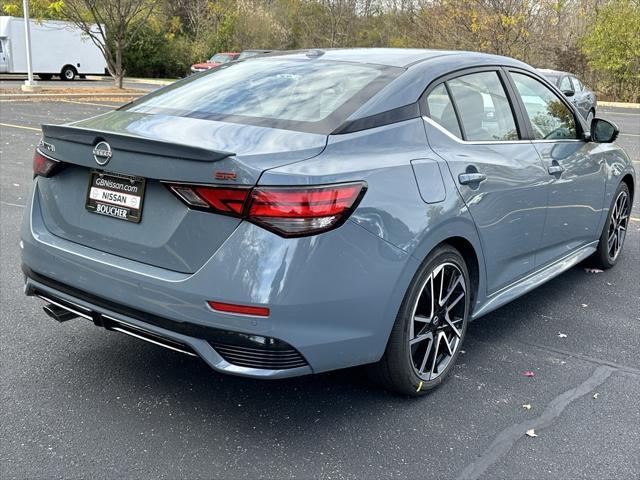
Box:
[507, 70, 606, 268]
[422, 69, 549, 294]
[570, 76, 594, 119]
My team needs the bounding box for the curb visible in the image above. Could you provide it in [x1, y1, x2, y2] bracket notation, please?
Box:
[597, 101, 640, 109]
[85, 75, 176, 86]
[0, 92, 144, 100]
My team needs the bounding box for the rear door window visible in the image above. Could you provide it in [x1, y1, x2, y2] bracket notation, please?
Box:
[446, 72, 519, 141]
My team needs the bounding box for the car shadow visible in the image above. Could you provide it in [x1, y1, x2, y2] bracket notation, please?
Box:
[50, 263, 598, 431]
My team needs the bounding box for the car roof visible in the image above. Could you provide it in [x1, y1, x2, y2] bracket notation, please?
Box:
[538, 68, 570, 77]
[273, 48, 529, 68]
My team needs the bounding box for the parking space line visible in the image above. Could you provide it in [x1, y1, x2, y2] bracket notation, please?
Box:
[0, 200, 26, 208]
[598, 111, 640, 116]
[619, 133, 640, 138]
[0, 122, 40, 132]
[60, 99, 117, 108]
[631, 217, 640, 223]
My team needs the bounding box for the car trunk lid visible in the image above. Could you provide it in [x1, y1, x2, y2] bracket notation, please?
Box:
[36, 111, 326, 273]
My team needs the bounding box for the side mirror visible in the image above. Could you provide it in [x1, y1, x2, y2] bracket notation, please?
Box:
[562, 89, 575, 97]
[591, 118, 619, 143]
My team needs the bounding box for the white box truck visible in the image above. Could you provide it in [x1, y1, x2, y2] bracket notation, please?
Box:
[0, 16, 106, 80]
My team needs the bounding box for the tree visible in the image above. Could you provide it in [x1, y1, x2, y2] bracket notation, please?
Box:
[1, 0, 64, 18]
[581, 0, 640, 102]
[61, 0, 160, 88]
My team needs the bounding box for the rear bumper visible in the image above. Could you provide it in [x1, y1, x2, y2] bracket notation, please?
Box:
[24, 269, 311, 378]
[21, 181, 417, 378]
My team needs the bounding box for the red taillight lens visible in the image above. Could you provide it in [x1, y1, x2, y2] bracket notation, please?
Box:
[207, 301, 270, 317]
[194, 186, 248, 215]
[247, 183, 365, 236]
[165, 181, 366, 237]
[33, 149, 62, 177]
[168, 185, 250, 216]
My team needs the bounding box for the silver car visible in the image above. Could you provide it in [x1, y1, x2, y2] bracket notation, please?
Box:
[538, 68, 597, 123]
[22, 49, 634, 395]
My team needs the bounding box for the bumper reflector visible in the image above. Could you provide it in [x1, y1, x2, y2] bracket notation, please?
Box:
[208, 301, 270, 317]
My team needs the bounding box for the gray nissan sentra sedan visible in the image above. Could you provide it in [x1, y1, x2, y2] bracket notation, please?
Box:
[22, 49, 634, 395]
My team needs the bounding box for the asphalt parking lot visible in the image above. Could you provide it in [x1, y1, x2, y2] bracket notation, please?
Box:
[1, 98, 638, 479]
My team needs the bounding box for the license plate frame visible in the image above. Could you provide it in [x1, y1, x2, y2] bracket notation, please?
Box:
[85, 170, 146, 223]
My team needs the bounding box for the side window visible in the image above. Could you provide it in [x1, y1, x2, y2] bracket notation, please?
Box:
[426, 83, 462, 138]
[511, 72, 577, 140]
[570, 77, 583, 92]
[447, 71, 519, 141]
[559, 76, 573, 92]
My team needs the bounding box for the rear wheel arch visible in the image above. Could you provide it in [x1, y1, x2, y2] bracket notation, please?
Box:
[440, 237, 480, 311]
[621, 174, 635, 204]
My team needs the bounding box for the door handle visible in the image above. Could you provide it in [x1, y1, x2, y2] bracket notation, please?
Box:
[458, 172, 487, 185]
[548, 164, 565, 175]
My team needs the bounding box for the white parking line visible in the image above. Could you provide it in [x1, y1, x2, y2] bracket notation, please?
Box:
[599, 111, 640, 116]
[60, 99, 118, 108]
[0, 200, 26, 208]
[0, 122, 40, 132]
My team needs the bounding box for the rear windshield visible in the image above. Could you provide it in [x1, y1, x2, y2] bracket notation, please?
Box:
[208, 53, 235, 63]
[124, 58, 401, 134]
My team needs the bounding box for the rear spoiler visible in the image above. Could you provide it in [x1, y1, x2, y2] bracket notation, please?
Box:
[41, 124, 234, 162]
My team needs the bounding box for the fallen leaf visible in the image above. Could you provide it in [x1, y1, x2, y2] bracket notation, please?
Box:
[584, 268, 603, 273]
[522, 404, 532, 410]
[557, 332, 568, 338]
[581, 304, 588, 308]
[606, 282, 612, 286]
[593, 393, 599, 399]
[522, 371, 535, 377]
[526, 429, 537, 438]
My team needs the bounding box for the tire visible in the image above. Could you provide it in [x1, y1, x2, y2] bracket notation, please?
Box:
[369, 244, 471, 396]
[589, 182, 631, 269]
[60, 66, 77, 81]
[38, 74, 53, 81]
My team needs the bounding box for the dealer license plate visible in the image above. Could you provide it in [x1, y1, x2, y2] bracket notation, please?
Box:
[85, 170, 146, 223]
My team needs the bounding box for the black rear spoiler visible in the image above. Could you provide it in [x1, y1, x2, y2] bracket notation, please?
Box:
[41, 124, 234, 162]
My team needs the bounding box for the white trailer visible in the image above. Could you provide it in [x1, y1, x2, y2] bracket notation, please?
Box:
[0, 16, 106, 80]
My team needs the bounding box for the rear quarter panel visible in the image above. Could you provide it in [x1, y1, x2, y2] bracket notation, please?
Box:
[259, 118, 488, 316]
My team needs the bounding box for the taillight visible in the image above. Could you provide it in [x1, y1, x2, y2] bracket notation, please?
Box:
[33, 149, 63, 177]
[165, 182, 366, 237]
[248, 183, 365, 236]
[168, 184, 250, 216]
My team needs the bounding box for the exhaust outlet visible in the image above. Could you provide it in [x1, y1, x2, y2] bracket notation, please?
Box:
[43, 304, 78, 322]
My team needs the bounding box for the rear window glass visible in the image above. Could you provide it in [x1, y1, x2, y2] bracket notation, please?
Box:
[125, 58, 400, 134]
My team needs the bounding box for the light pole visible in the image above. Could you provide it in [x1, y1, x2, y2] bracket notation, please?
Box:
[21, 0, 41, 92]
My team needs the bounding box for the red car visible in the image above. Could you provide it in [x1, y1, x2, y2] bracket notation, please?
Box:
[190, 52, 240, 73]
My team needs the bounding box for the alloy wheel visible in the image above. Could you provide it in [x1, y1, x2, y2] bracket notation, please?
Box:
[409, 262, 467, 381]
[607, 190, 629, 261]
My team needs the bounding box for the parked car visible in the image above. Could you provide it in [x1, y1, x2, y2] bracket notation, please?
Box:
[190, 52, 239, 73]
[0, 16, 106, 80]
[23, 49, 634, 395]
[538, 68, 597, 123]
[238, 49, 273, 60]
